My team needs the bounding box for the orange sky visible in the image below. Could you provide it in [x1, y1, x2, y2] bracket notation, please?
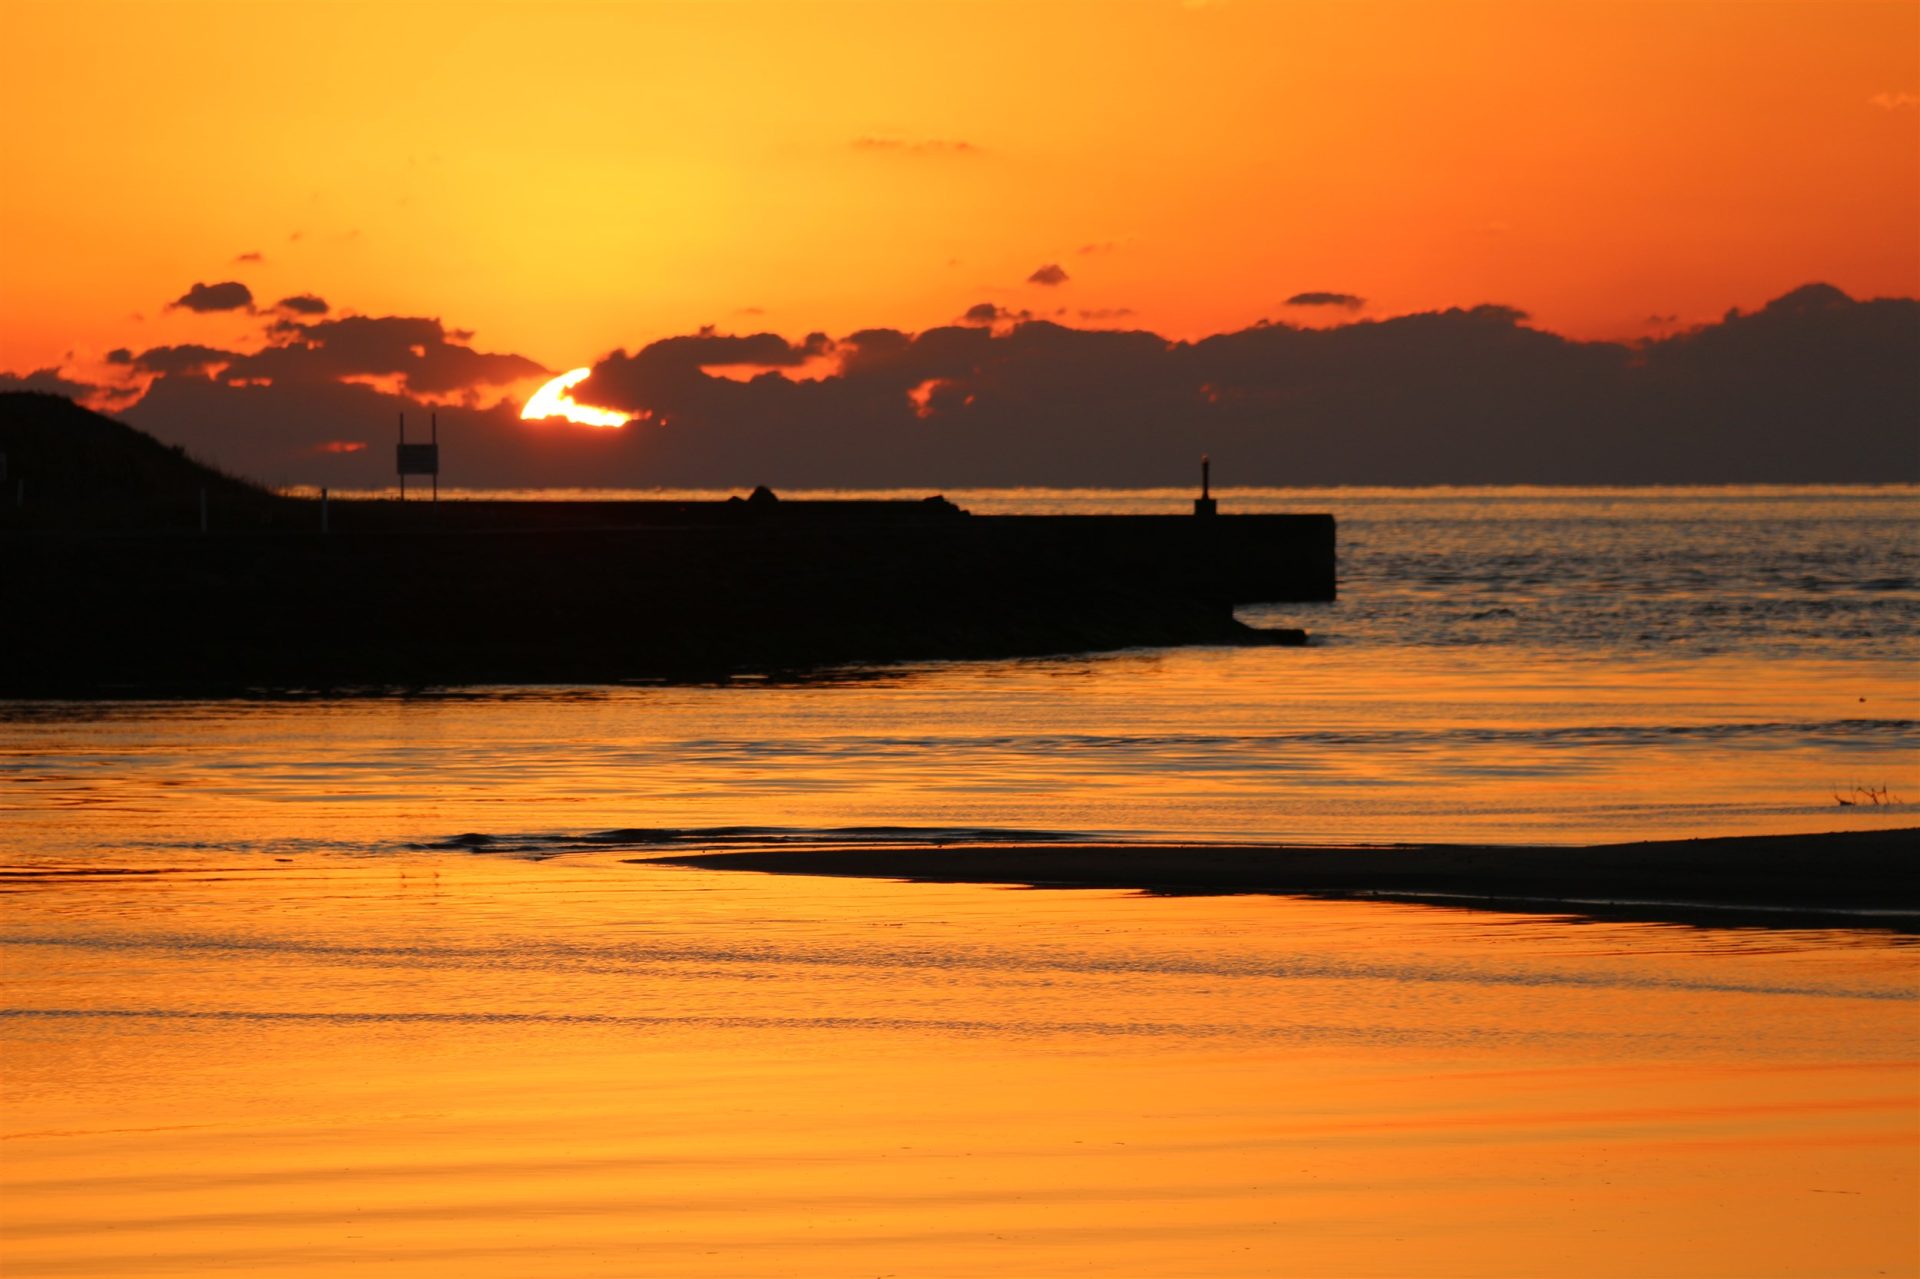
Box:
[2, 0, 1915, 390]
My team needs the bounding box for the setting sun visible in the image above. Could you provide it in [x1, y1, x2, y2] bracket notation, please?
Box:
[521, 368, 628, 428]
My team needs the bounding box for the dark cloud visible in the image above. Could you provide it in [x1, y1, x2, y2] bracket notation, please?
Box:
[234, 251, 264, 264]
[109, 284, 1919, 489]
[851, 137, 978, 155]
[1077, 242, 1118, 255]
[1285, 291, 1366, 309]
[122, 344, 240, 377]
[103, 316, 536, 396]
[835, 325, 993, 386]
[121, 373, 617, 491]
[959, 303, 1035, 326]
[1028, 264, 1070, 287]
[0, 367, 99, 399]
[571, 331, 832, 414]
[1758, 282, 1851, 315]
[275, 294, 329, 315]
[169, 281, 254, 313]
[74, 306, 554, 491]
[1077, 307, 1137, 321]
[222, 314, 547, 395]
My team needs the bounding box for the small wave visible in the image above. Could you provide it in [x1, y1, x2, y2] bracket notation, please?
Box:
[0, 1006, 1599, 1048]
[4, 931, 1906, 1001]
[410, 825, 1098, 857]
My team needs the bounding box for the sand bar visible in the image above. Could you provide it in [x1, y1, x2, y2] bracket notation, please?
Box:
[636, 827, 1919, 929]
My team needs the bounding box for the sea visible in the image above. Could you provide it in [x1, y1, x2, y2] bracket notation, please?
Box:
[4, 486, 1916, 1277]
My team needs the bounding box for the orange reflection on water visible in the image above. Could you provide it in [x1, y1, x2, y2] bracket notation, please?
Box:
[3, 853, 1914, 1276]
[3, 647, 1912, 860]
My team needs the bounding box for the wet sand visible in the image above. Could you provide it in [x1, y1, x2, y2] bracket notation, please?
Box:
[636, 827, 1920, 929]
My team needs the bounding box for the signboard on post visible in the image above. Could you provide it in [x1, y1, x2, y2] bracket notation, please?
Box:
[396, 412, 440, 501]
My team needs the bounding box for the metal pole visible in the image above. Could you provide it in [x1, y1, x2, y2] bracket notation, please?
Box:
[398, 412, 406, 501]
[431, 413, 438, 503]
[321, 487, 329, 534]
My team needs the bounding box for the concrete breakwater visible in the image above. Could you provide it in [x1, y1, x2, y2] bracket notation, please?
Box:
[6, 497, 1334, 695]
[0, 393, 1334, 694]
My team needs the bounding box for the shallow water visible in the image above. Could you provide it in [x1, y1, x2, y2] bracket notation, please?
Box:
[9, 485, 1911, 850]
[4, 486, 1917, 1274]
[4, 853, 1916, 1277]
[2, 644, 1912, 855]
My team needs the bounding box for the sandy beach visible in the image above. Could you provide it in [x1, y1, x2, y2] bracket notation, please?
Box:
[636, 827, 1920, 929]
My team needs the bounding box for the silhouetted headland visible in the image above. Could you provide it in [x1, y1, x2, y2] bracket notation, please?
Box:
[632, 828, 1920, 931]
[1, 393, 1333, 695]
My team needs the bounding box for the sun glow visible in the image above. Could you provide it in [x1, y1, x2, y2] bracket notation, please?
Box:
[521, 368, 629, 428]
